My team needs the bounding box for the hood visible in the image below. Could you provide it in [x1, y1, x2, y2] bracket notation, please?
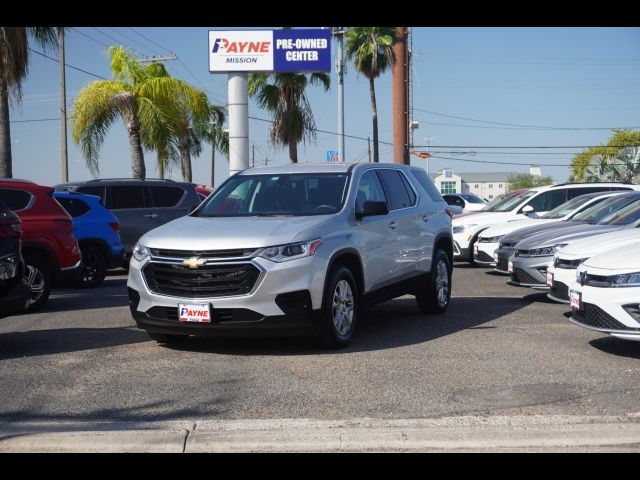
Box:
[582, 242, 640, 271]
[557, 227, 640, 258]
[452, 211, 517, 227]
[500, 220, 583, 244]
[139, 214, 333, 250]
[515, 224, 621, 251]
[480, 218, 558, 238]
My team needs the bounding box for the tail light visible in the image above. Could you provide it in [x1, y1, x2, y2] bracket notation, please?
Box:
[109, 222, 120, 233]
[0, 219, 21, 239]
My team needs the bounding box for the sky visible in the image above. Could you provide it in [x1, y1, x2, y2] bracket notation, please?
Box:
[8, 27, 640, 187]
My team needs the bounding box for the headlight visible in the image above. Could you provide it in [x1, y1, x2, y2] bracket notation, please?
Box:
[479, 235, 503, 243]
[259, 239, 322, 263]
[132, 243, 150, 262]
[452, 224, 477, 234]
[520, 243, 568, 258]
[592, 271, 640, 288]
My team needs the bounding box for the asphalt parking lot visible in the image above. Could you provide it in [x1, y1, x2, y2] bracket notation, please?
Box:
[1, 264, 640, 424]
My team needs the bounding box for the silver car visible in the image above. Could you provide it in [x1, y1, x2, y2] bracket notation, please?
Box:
[127, 163, 453, 348]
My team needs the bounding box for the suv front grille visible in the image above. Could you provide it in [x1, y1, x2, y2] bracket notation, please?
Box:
[573, 302, 640, 332]
[512, 268, 542, 285]
[149, 248, 257, 259]
[143, 262, 261, 298]
[550, 280, 569, 300]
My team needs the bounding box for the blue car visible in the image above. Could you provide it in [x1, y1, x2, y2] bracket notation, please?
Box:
[54, 191, 125, 288]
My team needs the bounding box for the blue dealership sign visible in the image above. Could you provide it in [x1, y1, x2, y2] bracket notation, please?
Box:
[273, 29, 332, 72]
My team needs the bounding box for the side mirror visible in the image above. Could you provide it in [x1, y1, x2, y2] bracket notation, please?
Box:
[356, 200, 389, 219]
[521, 205, 535, 215]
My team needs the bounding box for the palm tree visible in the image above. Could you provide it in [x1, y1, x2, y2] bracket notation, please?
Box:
[248, 72, 330, 163]
[71, 46, 206, 179]
[584, 154, 613, 182]
[0, 27, 58, 177]
[345, 27, 397, 163]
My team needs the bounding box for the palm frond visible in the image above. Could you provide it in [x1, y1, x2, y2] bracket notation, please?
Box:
[0, 27, 29, 101]
[27, 27, 58, 52]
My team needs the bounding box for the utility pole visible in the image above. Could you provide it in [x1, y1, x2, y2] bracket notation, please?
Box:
[59, 28, 68, 182]
[367, 137, 372, 163]
[334, 27, 346, 162]
[392, 27, 408, 165]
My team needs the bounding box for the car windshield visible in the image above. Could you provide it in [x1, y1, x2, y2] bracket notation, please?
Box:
[481, 190, 536, 212]
[597, 198, 640, 225]
[542, 194, 601, 219]
[460, 194, 484, 204]
[195, 173, 350, 217]
[570, 194, 640, 223]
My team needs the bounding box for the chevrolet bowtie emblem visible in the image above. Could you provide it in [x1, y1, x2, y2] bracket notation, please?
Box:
[183, 257, 206, 269]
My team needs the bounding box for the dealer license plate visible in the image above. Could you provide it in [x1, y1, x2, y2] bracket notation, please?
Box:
[508, 261, 513, 273]
[546, 272, 554, 287]
[178, 303, 211, 323]
[570, 291, 581, 311]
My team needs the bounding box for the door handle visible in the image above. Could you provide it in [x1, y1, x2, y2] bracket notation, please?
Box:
[145, 213, 159, 219]
[389, 221, 398, 229]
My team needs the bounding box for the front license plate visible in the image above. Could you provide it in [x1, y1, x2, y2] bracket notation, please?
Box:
[570, 291, 581, 311]
[179, 303, 211, 323]
[508, 261, 513, 273]
[474, 244, 479, 256]
[546, 271, 554, 287]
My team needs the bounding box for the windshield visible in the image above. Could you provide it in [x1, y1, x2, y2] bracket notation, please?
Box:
[542, 194, 601, 219]
[481, 190, 536, 213]
[597, 198, 640, 225]
[195, 173, 350, 217]
[570, 194, 640, 223]
[460, 194, 485, 204]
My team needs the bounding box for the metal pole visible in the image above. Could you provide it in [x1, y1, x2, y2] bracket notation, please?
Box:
[335, 27, 345, 162]
[228, 72, 249, 175]
[367, 137, 371, 163]
[59, 28, 68, 182]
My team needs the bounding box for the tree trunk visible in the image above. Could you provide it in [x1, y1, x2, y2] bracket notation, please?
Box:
[368, 76, 379, 163]
[288, 140, 298, 164]
[180, 145, 192, 183]
[127, 119, 145, 179]
[0, 79, 13, 178]
[158, 154, 164, 179]
[211, 145, 215, 187]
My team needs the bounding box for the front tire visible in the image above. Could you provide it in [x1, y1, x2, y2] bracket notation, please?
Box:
[75, 245, 107, 288]
[416, 249, 451, 314]
[319, 266, 359, 349]
[23, 255, 53, 312]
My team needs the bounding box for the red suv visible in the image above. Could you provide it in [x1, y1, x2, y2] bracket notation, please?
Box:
[0, 179, 82, 311]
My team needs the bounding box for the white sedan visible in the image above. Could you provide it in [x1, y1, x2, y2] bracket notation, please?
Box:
[547, 228, 640, 303]
[568, 241, 640, 342]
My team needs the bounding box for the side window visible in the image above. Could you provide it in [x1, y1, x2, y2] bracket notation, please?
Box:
[399, 172, 417, 206]
[76, 186, 106, 205]
[148, 186, 185, 208]
[106, 186, 145, 210]
[378, 169, 413, 210]
[56, 197, 90, 217]
[410, 169, 442, 203]
[526, 189, 568, 212]
[0, 188, 32, 211]
[355, 170, 387, 210]
[567, 187, 610, 199]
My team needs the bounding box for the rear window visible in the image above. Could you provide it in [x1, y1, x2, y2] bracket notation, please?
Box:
[56, 197, 90, 217]
[0, 188, 32, 211]
[147, 186, 185, 208]
[378, 169, 415, 210]
[410, 169, 442, 203]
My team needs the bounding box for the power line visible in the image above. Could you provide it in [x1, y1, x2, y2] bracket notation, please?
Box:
[124, 28, 173, 55]
[90, 27, 126, 47]
[10, 118, 59, 124]
[106, 27, 155, 55]
[69, 27, 109, 48]
[28, 48, 106, 80]
[414, 108, 640, 131]
[418, 120, 640, 131]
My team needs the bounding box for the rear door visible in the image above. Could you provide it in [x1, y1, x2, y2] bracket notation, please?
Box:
[105, 186, 154, 252]
[146, 185, 190, 226]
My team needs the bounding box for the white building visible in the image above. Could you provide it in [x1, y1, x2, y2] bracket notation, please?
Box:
[429, 170, 518, 201]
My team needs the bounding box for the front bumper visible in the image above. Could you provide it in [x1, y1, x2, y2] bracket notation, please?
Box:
[453, 232, 471, 260]
[569, 284, 640, 341]
[474, 241, 499, 267]
[494, 247, 516, 275]
[127, 253, 327, 337]
[546, 264, 573, 304]
[507, 255, 552, 289]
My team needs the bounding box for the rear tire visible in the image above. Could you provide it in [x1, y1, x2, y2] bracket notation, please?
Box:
[416, 249, 451, 314]
[23, 254, 53, 312]
[148, 333, 188, 344]
[75, 245, 107, 288]
[318, 266, 359, 349]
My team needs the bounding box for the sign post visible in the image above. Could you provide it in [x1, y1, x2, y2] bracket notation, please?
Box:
[209, 29, 331, 175]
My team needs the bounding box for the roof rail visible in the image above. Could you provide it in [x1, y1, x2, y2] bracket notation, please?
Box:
[85, 178, 176, 183]
[550, 181, 629, 187]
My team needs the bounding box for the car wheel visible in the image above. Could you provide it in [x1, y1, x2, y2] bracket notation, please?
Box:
[23, 255, 52, 312]
[148, 333, 188, 344]
[319, 266, 359, 349]
[416, 249, 451, 314]
[75, 245, 107, 288]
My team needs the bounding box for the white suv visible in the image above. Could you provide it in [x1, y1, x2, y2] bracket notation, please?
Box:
[127, 163, 453, 348]
[452, 183, 638, 264]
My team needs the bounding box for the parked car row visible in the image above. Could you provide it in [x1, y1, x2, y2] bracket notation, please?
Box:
[457, 185, 640, 344]
[1, 177, 207, 314]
